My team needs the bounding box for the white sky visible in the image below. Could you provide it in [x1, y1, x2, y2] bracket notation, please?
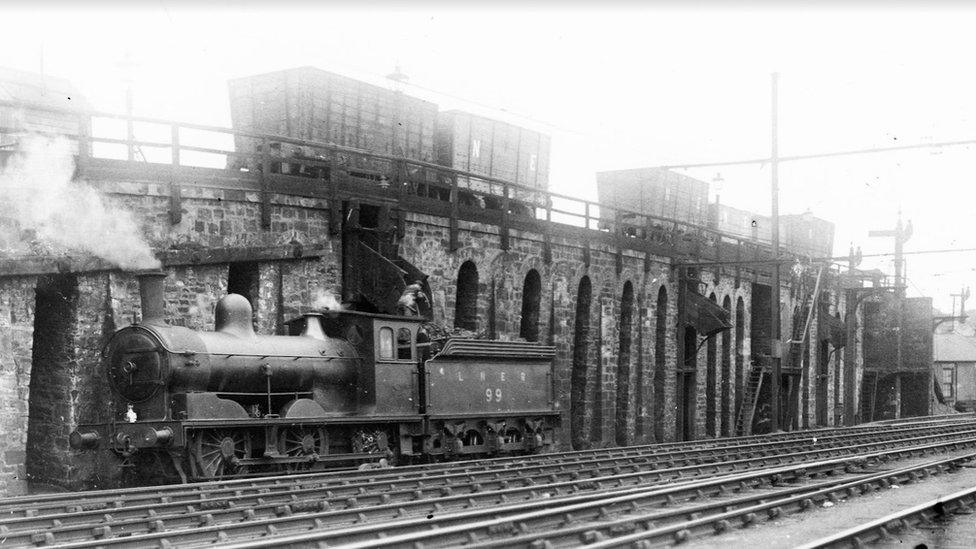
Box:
[3, 2, 976, 312]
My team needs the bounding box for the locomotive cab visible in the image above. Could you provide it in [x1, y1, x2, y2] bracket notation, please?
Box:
[292, 309, 426, 417]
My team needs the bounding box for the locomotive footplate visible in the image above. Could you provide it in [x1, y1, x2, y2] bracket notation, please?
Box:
[180, 415, 423, 428]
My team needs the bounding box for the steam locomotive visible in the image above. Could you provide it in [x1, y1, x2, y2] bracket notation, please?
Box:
[69, 273, 560, 482]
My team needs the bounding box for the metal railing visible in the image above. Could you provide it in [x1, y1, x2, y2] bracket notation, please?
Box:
[0, 98, 808, 267]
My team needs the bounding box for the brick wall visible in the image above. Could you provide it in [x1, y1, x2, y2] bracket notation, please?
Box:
[0, 168, 859, 494]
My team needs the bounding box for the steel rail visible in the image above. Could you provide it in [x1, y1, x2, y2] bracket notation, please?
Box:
[582, 452, 976, 549]
[869, 413, 972, 426]
[0, 435, 875, 540]
[794, 484, 976, 549]
[578, 449, 976, 549]
[15, 416, 970, 511]
[3, 421, 972, 529]
[400, 449, 976, 549]
[5, 423, 973, 521]
[188, 441, 976, 548]
[15, 427, 976, 548]
[4, 417, 970, 517]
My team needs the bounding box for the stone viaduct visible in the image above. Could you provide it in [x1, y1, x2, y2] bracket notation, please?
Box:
[0, 113, 857, 495]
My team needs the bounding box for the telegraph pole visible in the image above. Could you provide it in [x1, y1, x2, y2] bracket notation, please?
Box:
[951, 292, 959, 331]
[866, 212, 913, 419]
[868, 211, 912, 371]
[950, 287, 970, 330]
[770, 72, 782, 432]
[962, 288, 970, 322]
[843, 245, 862, 425]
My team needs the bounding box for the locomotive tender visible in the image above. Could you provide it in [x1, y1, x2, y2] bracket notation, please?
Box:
[70, 272, 560, 481]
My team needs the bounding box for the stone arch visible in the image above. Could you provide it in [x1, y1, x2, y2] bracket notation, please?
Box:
[520, 269, 542, 342]
[615, 280, 635, 446]
[454, 260, 479, 331]
[721, 295, 733, 436]
[570, 275, 593, 450]
[485, 252, 549, 340]
[412, 244, 494, 327]
[615, 268, 641, 293]
[705, 293, 718, 437]
[653, 285, 668, 442]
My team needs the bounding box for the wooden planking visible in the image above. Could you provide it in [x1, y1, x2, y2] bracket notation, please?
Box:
[596, 167, 709, 228]
[228, 67, 437, 171]
[435, 110, 550, 192]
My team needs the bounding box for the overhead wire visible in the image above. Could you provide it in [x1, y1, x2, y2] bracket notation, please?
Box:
[657, 138, 976, 171]
[322, 59, 976, 175]
[324, 62, 976, 299]
[678, 246, 976, 269]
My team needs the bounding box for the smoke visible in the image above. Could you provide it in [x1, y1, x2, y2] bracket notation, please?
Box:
[0, 137, 160, 270]
[312, 289, 343, 310]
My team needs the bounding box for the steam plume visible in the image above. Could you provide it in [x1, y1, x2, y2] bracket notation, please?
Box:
[312, 289, 343, 310]
[0, 137, 160, 270]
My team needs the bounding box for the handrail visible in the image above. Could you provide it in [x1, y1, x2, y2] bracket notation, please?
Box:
[0, 98, 822, 262]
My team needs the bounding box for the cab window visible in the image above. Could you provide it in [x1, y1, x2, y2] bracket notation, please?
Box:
[378, 327, 395, 359]
[397, 328, 413, 360]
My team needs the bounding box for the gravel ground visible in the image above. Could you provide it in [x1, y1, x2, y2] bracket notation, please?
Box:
[685, 448, 976, 548]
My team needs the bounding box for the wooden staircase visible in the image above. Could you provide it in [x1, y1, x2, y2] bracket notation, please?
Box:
[736, 266, 827, 436]
[341, 203, 431, 315]
[735, 363, 766, 436]
[783, 266, 825, 429]
[785, 267, 825, 370]
[861, 371, 881, 422]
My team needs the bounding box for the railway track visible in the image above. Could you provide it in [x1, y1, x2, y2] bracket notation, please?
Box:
[5, 420, 974, 525]
[222, 445, 976, 549]
[6, 418, 976, 547]
[34, 434, 975, 548]
[796, 479, 976, 548]
[6, 416, 972, 521]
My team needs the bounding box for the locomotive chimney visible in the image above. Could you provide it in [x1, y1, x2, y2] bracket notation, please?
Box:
[136, 270, 167, 325]
[300, 313, 327, 341]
